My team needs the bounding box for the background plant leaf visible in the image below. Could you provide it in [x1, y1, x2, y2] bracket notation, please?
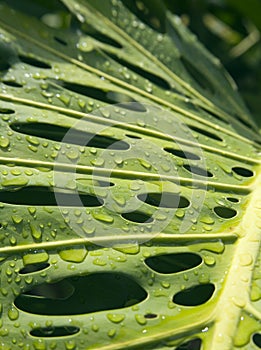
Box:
[0, 1, 260, 349]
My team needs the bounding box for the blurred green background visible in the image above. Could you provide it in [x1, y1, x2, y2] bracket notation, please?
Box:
[126, 0, 261, 128]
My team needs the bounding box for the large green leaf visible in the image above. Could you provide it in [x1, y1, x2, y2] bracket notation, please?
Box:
[0, 0, 260, 349]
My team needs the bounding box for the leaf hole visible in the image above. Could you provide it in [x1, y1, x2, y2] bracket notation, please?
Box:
[30, 325, 80, 338]
[126, 134, 142, 139]
[175, 338, 202, 350]
[253, 333, 261, 348]
[15, 273, 147, 315]
[0, 108, 15, 114]
[200, 107, 230, 125]
[181, 57, 215, 94]
[226, 197, 239, 203]
[116, 102, 147, 113]
[104, 51, 171, 90]
[144, 313, 158, 319]
[97, 180, 115, 187]
[80, 25, 122, 48]
[106, 93, 147, 112]
[183, 165, 213, 177]
[18, 55, 51, 69]
[19, 263, 50, 275]
[237, 116, 254, 130]
[3, 81, 23, 88]
[138, 192, 190, 209]
[164, 148, 200, 160]
[54, 36, 67, 46]
[0, 186, 103, 207]
[121, 211, 153, 223]
[214, 206, 237, 219]
[188, 125, 223, 142]
[232, 166, 254, 177]
[173, 283, 215, 306]
[11, 122, 129, 150]
[145, 253, 202, 274]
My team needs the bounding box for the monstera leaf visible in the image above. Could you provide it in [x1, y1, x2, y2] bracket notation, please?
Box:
[0, 0, 260, 349]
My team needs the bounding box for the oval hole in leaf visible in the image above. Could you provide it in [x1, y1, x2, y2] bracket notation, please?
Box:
[116, 102, 147, 113]
[0, 186, 103, 207]
[97, 180, 115, 187]
[144, 313, 158, 319]
[237, 116, 253, 130]
[183, 165, 213, 177]
[18, 55, 51, 69]
[253, 333, 261, 348]
[126, 134, 142, 139]
[11, 122, 129, 150]
[188, 125, 222, 142]
[227, 197, 239, 203]
[173, 283, 215, 306]
[15, 273, 147, 315]
[105, 51, 171, 90]
[81, 24, 122, 48]
[181, 56, 215, 94]
[3, 80, 23, 88]
[200, 107, 230, 125]
[214, 206, 237, 219]
[138, 192, 190, 209]
[106, 92, 147, 112]
[0, 108, 15, 114]
[19, 263, 50, 275]
[30, 326, 80, 338]
[145, 253, 202, 274]
[121, 211, 153, 223]
[164, 148, 200, 160]
[232, 166, 254, 177]
[54, 36, 67, 45]
[175, 338, 202, 350]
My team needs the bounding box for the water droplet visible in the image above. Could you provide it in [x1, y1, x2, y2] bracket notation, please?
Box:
[198, 273, 210, 284]
[239, 253, 253, 266]
[107, 329, 116, 337]
[200, 216, 214, 224]
[8, 306, 19, 320]
[135, 314, 147, 325]
[23, 251, 49, 265]
[107, 313, 125, 323]
[175, 209, 185, 218]
[25, 135, 40, 146]
[28, 207, 36, 215]
[91, 158, 105, 167]
[12, 215, 23, 224]
[33, 339, 46, 350]
[232, 296, 245, 308]
[65, 341, 76, 350]
[93, 213, 114, 223]
[0, 136, 10, 148]
[92, 324, 99, 332]
[66, 149, 79, 160]
[93, 258, 107, 266]
[114, 244, 140, 254]
[30, 224, 42, 241]
[204, 255, 216, 266]
[2, 177, 29, 187]
[59, 247, 87, 263]
[57, 94, 71, 106]
[139, 159, 151, 170]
